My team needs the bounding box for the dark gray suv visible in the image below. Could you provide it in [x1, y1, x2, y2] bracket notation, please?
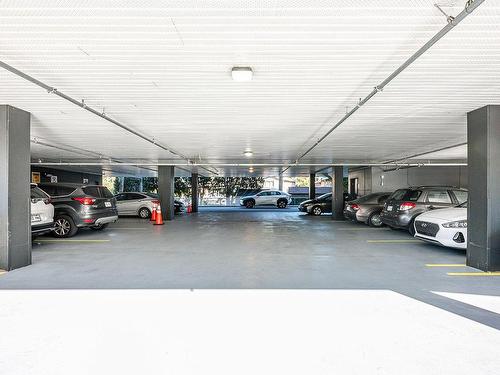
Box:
[380, 186, 468, 235]
[38, 183, 118, 238]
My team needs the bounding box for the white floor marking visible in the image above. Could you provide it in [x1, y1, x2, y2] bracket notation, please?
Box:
[0, 290, 499, 375]
[432, 291, 500, 315]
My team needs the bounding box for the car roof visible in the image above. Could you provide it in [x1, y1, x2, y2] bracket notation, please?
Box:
[408, 185, 467, 190]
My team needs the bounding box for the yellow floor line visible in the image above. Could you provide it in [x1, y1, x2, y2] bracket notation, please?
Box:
[367, 239, 421, 243]
[447, 272, 500, 276]
[34, 239, 110, 243]
[426, 264, 467, 267]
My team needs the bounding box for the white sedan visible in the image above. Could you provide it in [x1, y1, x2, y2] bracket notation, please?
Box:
[413, 205, 467, 249]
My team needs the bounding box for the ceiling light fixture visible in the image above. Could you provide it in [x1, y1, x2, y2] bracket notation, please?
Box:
[243, 150, 253, 157]
[232, 67, 253, 82]
[248, 167, 254, 173]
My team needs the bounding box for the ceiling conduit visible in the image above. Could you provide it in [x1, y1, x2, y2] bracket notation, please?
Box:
[282, 0, 485, 174]
[0, 60, 218, 176]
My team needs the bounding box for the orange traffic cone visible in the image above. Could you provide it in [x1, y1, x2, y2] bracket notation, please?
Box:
[150, 203, 157, 222]
[154, 204, 164, 225]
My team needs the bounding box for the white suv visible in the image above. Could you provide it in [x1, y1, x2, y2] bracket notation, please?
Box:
[30, 184, 55, 237]
[240, 190, 292, 209]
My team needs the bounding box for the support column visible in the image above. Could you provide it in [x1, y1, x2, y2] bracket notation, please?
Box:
[191, 172, 199, 213]
[467, 105, 500, 271]
[278, 174, 284, 191]
[0, 105, 31, 271]
[331, 166, 344, 221]
[158, 166, 175, 221]
[309, 173, 316, 199]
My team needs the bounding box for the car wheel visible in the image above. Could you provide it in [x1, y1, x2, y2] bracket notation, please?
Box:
[277, 199, 287, 209]
[311, 206, 322, 216]
[408, 221, 416, 236]
[53, 215, 78, 238]
[245, 200, 255, 208]
[138, 207, 151, 219]
[91, 223, 109, 231]
[368, 212, 384, 227]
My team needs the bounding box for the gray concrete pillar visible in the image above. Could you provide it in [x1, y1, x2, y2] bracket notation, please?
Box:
[191, 173, 199, 213]
[467, 105, 500, 271]
[0, 105, 31, 271]
[158, 166, 175, 221]
[332, 166, 344, 221]
[278, 174, 284, 191]
[309, 173, 316, 199]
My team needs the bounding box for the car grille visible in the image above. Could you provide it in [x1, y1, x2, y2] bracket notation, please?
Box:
[414, 221, 439, 237]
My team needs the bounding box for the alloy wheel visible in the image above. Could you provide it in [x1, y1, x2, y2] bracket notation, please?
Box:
[54, 218, 71, 236]
[313, 206, 322, 216]
[370, 214, 382, 227]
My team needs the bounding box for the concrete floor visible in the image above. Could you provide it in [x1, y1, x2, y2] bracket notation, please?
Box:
[1, 208, 500, 374]
[1, 208, 499, 328]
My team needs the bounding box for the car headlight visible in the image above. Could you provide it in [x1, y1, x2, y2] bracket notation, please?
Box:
[442, 220, 467, 228]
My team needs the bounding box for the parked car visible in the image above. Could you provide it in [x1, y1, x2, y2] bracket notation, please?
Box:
[298, 192, 354, 216]
[240, 190, 291, 208]
[380, 186, 468, 235]
[115, 192, 184, 218]
[30, 183, 55, 237]
[38, 183, 118, 238]
[343, 192, 392, 227]
[413, 202, 467, 249]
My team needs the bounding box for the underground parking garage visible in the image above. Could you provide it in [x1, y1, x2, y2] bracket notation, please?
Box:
[1, 1, 500, 374]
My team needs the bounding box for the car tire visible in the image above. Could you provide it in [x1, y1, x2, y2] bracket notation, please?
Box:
[408, 221, 416, 236]
[368, 212, 384, 227]
[245, 200, 255, 209]
[277, 199, 287, 209]
[91, 223, 109, 231]
[311, 206, 322, 216]
[138, 207, 151, 219]
[53, 214, 78, 238]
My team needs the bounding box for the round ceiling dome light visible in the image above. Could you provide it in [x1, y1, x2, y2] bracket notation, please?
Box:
[232, 67, 253, 82]
[248, 167, 255, 173]
[243, 150, 253, 157]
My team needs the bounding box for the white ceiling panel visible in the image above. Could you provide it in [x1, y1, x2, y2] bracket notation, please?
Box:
[0, 0, 497, 176]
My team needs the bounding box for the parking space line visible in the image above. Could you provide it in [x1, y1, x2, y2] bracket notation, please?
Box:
[447, 272, 500, 276]
[366, 240, 421, 243]
[34, 239, 111, 243]
[426, 264, 466, 267]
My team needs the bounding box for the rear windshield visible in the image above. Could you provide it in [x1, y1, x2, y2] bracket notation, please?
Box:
[38, 184, 76, 197]
[30, 186, 48, 199]
[317, 193, 331, 200]
[356, 193, 384, 203]
[145, 193, 159, 198]
[389, 189, 422, 202]
[99, 187, 114, 198]
[82, 186, 100, 197]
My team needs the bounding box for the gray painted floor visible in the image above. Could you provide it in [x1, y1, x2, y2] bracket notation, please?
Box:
[1, 208, 499, 328]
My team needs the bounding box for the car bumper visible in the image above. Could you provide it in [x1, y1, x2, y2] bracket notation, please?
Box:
[343, 210, 358, 221]
[298, 205, 309, 212]
[78, 208, 119, 227]
[380, 212, 411, 228]
[31, 221, 55, 235]
[414, 220, 467, 250]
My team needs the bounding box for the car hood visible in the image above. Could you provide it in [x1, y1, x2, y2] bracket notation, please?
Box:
[417, 207, 467, 221]
[300, 199, 318, 206]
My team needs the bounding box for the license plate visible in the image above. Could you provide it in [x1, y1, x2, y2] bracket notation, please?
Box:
[31, 214, 41, 223]
[104, 201, 112, 207]
[387, 205, 393, 212]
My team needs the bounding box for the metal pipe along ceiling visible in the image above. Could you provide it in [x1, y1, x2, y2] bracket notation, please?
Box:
[0, 60, 218, 176]
[32, 162, 467, 167]
[282, 0, 485, 174]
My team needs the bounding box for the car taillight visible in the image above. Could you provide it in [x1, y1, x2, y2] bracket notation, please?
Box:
[350, 203, 360, 211]
[72, 197, 96, 205]
[399, 202, 416, 211]
[151, 199, 160, 205]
